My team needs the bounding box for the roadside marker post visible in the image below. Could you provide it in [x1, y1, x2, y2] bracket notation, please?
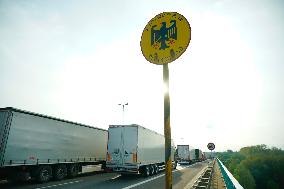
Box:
[207, 143, 215, 159]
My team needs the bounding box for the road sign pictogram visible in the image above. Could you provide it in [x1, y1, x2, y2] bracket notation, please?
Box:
[140, 12, 191, 65]
[207, 143, 215, 151]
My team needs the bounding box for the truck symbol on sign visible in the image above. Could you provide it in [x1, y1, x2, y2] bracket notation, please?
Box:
[207, 143, 215, 151]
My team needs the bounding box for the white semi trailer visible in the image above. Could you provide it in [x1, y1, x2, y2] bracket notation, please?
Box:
[0, 107, 108, 183]
[176, 145, 193, 164]
[189, 149, 203, 162]
[106, 124, 176, 177]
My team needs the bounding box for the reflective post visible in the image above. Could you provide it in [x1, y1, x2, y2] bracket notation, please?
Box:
[163, 63, 172, 189]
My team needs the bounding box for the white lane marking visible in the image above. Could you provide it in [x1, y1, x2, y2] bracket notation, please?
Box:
[111, 175, 121, 180]
[176, 164, 194, 170]
[122, 170, 179, 189]
[122, 163, 206, 189]
[35, 180, 83, 189]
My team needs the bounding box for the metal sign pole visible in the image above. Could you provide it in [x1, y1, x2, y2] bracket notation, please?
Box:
[207, 143, 215, 159]
[140, 12, 191, 189]
[163, 63, 172, 189]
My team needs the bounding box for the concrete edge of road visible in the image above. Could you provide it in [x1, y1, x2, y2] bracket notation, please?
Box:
[122, 162, 206, 189]
[183, 164, 209, 189]
[121, 168, 181, 189]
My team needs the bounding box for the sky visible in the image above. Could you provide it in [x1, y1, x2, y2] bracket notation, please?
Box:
[1, 0, 284, 152]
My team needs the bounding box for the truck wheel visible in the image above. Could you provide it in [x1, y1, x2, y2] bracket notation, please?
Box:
[35, 166, 52, 183]
[101, 162, 106, 171]
[143, 165, 150, 177]
[53, 165, 67, 180]
[173, 162, 177, 169]
[154, 164, 159, 174]
[67, 164, 79, 178]
[150, 165, 155, 175]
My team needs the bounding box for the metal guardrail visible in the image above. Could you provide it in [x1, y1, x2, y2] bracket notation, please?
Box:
[191, 162, 214, 189]
[216, 158, 244, 189]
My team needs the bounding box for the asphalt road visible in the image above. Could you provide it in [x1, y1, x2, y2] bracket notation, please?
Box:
[1, 162, 208, 189]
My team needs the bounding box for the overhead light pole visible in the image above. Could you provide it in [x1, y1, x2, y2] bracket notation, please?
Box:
[118, 103, 128, 124]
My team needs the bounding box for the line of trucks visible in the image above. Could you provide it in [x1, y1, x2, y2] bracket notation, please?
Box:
[0, 107, 205, 183]
[176, 145, 206, 164]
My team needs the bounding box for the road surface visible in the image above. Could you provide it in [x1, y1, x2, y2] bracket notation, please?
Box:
[1, 162, 208, 189]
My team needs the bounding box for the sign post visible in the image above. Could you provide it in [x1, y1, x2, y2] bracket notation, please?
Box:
[207, 142, 215, 159]
[163, 63, 172, 189]
[141, 12, 191, 189]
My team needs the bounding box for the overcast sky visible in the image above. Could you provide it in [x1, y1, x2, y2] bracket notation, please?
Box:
[1, 0, 284, 152]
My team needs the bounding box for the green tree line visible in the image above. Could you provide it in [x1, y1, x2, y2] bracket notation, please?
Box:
[217, 144, 284, 189]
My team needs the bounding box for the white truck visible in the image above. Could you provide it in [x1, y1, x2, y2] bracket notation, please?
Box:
[0, 107, 108, 183]
[106, 124, 176, 177]
[189, 149, 203, 162]
[176, 145, 193, 164]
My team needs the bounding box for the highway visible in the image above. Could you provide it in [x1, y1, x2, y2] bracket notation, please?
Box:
[0, 162, 208, 189]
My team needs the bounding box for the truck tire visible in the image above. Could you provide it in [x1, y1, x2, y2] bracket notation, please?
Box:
[53, 165, 67, 180]
[67, 164, 79, 178]
[101, 162, 106, 171]
[35, 166, 52, 183]
[150, 165, 155, 175]
[154, 164, 159, 174]
[173, 162, 177, 169]
[143, 165, 150, 177]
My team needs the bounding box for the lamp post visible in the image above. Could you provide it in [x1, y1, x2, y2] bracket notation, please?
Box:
[118, 103, 128, 124]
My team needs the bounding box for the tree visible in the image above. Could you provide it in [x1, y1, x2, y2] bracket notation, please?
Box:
[266, 179, 279, 189]
[217, 145, 284, 189]
[239, 144, 268, 157]
[234, 163, 256, 189]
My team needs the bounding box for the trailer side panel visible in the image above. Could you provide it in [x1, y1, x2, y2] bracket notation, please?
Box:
[3, 111, 107, 166]
[137, 126, 164, 165]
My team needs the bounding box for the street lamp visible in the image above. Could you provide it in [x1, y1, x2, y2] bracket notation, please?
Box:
[118, 103, 128, 124]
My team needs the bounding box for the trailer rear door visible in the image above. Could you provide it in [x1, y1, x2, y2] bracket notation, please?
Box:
[122, 127, 137, 164]
[107, 126, 138, 166]
[177, 145, 190, 161]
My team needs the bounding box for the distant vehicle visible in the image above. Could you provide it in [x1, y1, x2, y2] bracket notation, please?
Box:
[106, 124, 177, 177]
[0, 107, 108, 183]
[189, 149, 203, 162]
[176, 145, 193, 164]
[202, 152, 206, 161]
[204, 151, 216, 159]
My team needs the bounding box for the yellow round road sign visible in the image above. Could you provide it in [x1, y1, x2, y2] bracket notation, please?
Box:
[140, 12, 191, 65]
